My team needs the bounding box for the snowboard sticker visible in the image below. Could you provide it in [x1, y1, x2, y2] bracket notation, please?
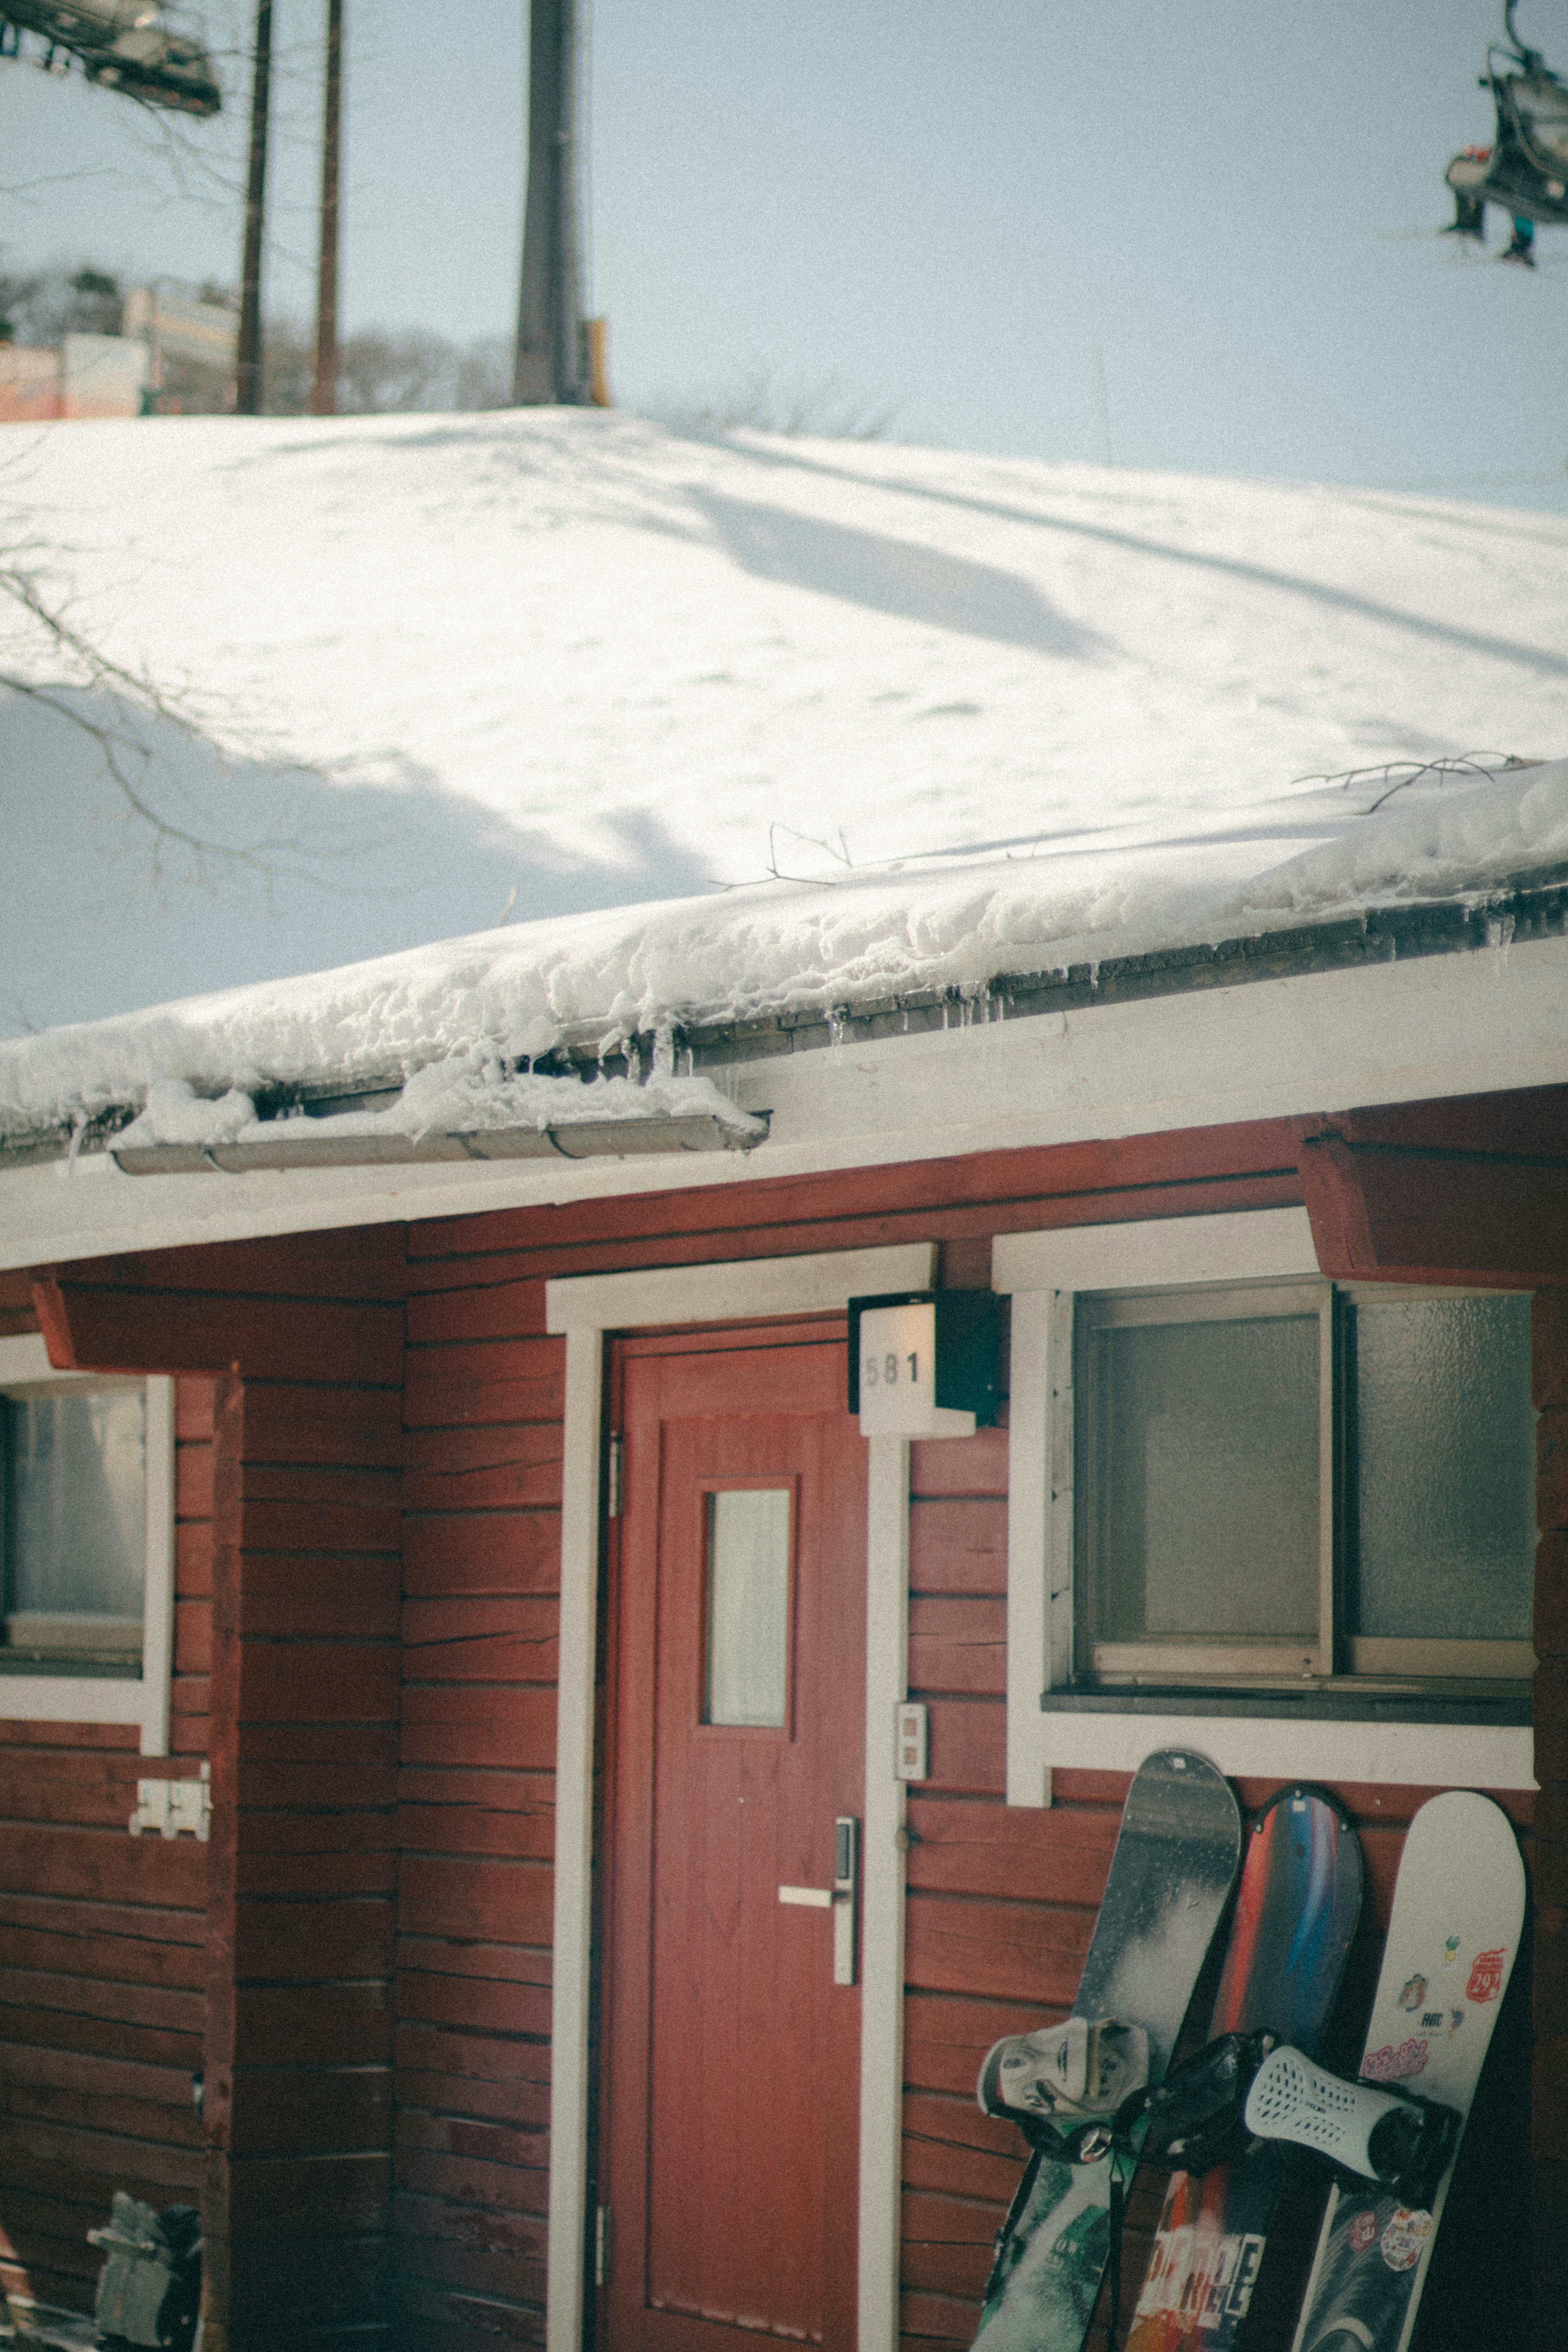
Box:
[972, 1750, 1242, 2352]
[1126, 1786, 1363, 2352]
[1288, 1790, 1525, 2352]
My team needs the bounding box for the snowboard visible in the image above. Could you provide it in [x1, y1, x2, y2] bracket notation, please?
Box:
[1288, 1789, 1526, 2352]
[972, 1749, 1243, 2352]
[1126, 1786, 1364, 2352]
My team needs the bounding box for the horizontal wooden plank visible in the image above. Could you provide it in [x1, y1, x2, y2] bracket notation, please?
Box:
[224, 2151, 392, 2234]
[176, 1600, 212, 1674]
[239, 1498, 403, 1555]
[233, 1644, 400, 1727]
[909, 1428, 1009, 1500]
[391, 2191, 547, 2259]
[903, 2091, 1021, 2163]
[228, 2067, 393, 2157]
[400, 1634, 560, 1686]
[902, 2183, 1001, 2239]
[909, 1598, 1007, 1697]
[177, 1444, 216, 1518]
[394, 1975, 550, 2038]
[902, 2287, 982, 2349]
[402, 1514, 561, 1598]
[393, 2025, 550, 2085]
[395, 1937, 550, 1988]
[902, 2131, 1018, 2205]
[396, 2071, 550, 2131]
[0, 2076, 200, 2148]
[395, 2281, 545, 2352]
[407, 1284, 548, 1347]
[904, 1890, 1091, 2007]
[0, 1921, 205, 1991]
[231, 1981, 392, 2069]
[0, 1750, 150, 1827]
[397, 1806, 553, 1864]
[177, 1518, 214, 1593]
[44, 1280, 402, 1384]
[0, 2043, 193, 2105]
[234, 1897, 394, 1981]
[919, 1699, 1005, 1797]
[396, 2110, 547, 2170]
[0, 1999, 201, 2071]
[0, 1823, 207, 1907]
[235, 1556, 402, 1640]
[909, 1498, 1007, 1596]
[400, 1687, 557, 1770]
[394, 2237, 546, 2310]
[905, 1797, 1118, 1906]
[110, 1226, 406, 1300]
[900, 2241, 992, 2301]
[403, 1428, 563, 1515]
[398, 1768, 555, 1815]
[236, 1850, 397, 1899]
[236, 1810, 397, 1858]
[242, 1383, 403, 1469]
[404, 1339, 564, 1431]
[394, 2148, 546, 2212]
[905, 1993, 1067, 2100]
[0, 2115, 200, 2191]
[234, 1761, 399, 1810]
[398, 1856, 552, 1945]
[236, 1720, 397, 1766]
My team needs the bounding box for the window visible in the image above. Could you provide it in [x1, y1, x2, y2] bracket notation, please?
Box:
[0, 1336, 175, 1754]
[1076, 1282, 1534, 1695]
[994, 1211, 1537, 1800]
[3, 1383, 149, 1665]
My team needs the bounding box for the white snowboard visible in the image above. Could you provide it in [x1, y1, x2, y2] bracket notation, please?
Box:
[1289, 1788, 1526, 2352]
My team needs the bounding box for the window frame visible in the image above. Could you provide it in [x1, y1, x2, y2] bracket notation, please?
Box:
[994, 1210, 1537, 1802]
[0, 1333, 175, 1757]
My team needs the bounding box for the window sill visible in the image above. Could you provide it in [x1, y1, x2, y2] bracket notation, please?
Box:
[0, 1654, 143, 1679]
[1042, 1683, 1531, 1728]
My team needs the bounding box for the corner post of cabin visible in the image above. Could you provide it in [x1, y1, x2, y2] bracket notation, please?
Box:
[1532, 1283, 1568, 2343]
[860, 1431, 911, 2352]
[544, 1318, 603, 2352]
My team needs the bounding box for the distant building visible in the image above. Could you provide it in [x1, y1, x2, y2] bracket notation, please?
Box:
[0, 331, 147, 421]
[122, 281, 238, 413]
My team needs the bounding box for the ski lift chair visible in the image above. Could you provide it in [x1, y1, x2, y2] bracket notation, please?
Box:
[1444, 1, 1568, 256]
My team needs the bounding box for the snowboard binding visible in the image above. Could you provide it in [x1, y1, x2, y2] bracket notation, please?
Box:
[977, 2014, 1151, 2160]
[1096, 2030, 1461, 2212]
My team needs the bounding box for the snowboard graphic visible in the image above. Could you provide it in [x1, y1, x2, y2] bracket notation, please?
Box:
[972, 1750, 1242, 2352]
[1288, 1790, 1525, 2352]
[1126, 1786, 1364, 2352]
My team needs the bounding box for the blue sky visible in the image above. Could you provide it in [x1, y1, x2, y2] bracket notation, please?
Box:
[1, 0, 1565, 502]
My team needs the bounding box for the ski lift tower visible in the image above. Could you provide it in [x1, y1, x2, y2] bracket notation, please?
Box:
[512, 0, 590, 405]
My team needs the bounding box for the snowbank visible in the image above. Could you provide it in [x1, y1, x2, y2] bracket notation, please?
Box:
[3, 753, 1565, 1143]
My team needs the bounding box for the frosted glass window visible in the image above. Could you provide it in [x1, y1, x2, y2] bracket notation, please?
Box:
[1084, 1311, 1319, 1644]
[704, 1489, 790, 1727]
[2, 1390, 147, 1621]
[1351, 1296, 1535, 1642]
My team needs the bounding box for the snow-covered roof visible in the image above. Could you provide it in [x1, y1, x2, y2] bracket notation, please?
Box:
[3, 410, 1566, 1162]
[3, 749, 1567, 1160]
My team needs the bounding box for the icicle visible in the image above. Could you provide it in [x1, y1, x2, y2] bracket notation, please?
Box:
[1486, 910, 1515, 974]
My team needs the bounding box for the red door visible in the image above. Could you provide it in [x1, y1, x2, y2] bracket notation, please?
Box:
[601, 1324, 866, 2352]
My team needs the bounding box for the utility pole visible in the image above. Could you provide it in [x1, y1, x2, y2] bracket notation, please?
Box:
[512, 0, 588, 405]
[310, 0, 344, 416]
[234, 0, 273, 415]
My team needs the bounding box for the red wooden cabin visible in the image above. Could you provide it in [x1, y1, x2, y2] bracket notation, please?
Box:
[0, 871, 1560, 2352]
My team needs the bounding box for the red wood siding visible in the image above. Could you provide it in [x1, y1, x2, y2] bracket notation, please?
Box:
[0, 1371, 215, 2322]
[1532, 1288, 1568, 2341]
[396, 1303, 559, 2352]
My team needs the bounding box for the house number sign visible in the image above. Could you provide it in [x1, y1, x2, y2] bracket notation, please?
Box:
[847, 1289, 1003, 1439]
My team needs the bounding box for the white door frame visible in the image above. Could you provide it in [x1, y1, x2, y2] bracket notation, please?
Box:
[544, 1242, 935, 2352]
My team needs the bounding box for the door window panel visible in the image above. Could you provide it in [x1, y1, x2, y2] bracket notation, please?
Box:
[703, 1486, 791, 1726]
[1350, 1293, 1535, 1643]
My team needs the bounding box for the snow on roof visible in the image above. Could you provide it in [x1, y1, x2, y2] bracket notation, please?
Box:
[3, 750, 1567, 1146]
[3, 408, 1567, 1143]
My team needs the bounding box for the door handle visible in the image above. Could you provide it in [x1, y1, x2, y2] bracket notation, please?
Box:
[776, 1817, 858, 1986]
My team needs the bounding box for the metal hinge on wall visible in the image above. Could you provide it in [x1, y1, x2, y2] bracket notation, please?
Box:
[607, 1432, 624, 1519]
[595, 2205, 613, 2287]
[129, 1761, 211, 1840]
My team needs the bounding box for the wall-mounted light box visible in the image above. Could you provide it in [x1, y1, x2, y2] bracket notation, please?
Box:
[847, 1291, 1003, 1438]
